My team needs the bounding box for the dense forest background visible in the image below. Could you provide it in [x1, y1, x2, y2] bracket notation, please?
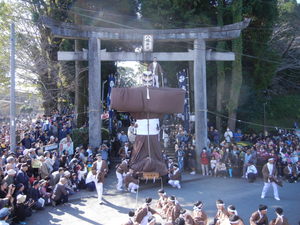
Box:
[0, 0, 299, 133]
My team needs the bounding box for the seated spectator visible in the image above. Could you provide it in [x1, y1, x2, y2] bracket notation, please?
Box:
[38, 156, 50, 179]
[77, 164, 87, 189]
[63, 171, 75, 195]
[70, 173, 79, 192]
[245, 161, 258, 183]
[14, 194, 34, 225]
[215, 161, 227, 178]
[85, 167, 96, 192]
[49, 167, 64, 188]
[13, 183, 25, 199]
[51, 177, 69, 206]
[0, 207, 10, 225]
[210, 156, 217, 176]
[28, 180, 45, 210]
[168, 164, 181, 189]
[283, 163, 297, 183]
[39, 179, 51, 205]
[295, 161, 300, 181]
[16, 164, 30, 194]
[3, 169, 16, 186]
[0, 182, 15, 201]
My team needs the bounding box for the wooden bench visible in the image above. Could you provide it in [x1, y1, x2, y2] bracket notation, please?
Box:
[138, 172, 163, 189]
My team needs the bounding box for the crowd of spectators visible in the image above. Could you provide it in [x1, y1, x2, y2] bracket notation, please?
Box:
[164, 123, 300, 184]
[0, 111, 110, 224]
[0, 109, 299, 224]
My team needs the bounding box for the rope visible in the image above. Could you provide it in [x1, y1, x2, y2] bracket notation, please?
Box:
[135, 178, 140, 210]
[147, 112, 151, 161]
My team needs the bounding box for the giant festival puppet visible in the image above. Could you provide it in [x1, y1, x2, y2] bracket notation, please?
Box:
[111, 66, 185, 176]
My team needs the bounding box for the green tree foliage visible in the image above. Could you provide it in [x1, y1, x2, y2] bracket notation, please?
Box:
[243, 0, 279, 90]
[270, 0, 300, 93]
[0, 1, 13, 84]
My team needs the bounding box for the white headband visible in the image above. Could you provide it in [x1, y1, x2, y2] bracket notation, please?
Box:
[228, 208, 238, 215]
[193, 204, 203, 211]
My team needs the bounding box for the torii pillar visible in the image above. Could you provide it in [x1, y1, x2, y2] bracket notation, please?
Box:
[194, 39, 207, 158]
[88, 37, 102, 148]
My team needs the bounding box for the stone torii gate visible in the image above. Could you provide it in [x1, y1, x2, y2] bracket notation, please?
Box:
[43, 17, 250, 162]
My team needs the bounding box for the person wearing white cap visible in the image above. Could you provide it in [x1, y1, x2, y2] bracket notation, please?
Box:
[14, 194, 32, 224]
[261, 158, 280, 201]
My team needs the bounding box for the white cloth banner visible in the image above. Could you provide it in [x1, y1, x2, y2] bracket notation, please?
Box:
[136, 119, 160, 135]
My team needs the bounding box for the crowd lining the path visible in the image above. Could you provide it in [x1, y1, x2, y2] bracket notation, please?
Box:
[0, 111, 299, 224]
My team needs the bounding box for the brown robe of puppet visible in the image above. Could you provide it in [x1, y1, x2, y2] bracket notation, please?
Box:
[111, 87, 185, 176]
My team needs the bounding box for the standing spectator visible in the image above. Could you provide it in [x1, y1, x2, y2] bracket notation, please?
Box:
[49, 122, 58, 138]
[224, 128, 233, 143]
[242, 150, 252, 178]
[213, 129, 220, 145]
[175, 144, 185, 172]
[119, 131, 129, 146]
[187, 145, 196, 175]
[21, 134, 32, 149]
[200, 148, 209, 176]
[233, 129, 243, 142]
[99, 144, 109, 162]
[226, 159, 233, 178]
[127, 122, 136, 144]
[163, 128, 169, 148]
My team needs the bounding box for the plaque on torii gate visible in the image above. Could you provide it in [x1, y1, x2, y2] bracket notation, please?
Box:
[42, 17, 250, 164]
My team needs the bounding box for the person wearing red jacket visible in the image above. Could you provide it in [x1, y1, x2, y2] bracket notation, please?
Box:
[200, 148, 209, 176]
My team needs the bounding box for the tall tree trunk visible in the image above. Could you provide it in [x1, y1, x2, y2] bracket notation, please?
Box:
[74, 2, 88, 127]
[40, 67, 59, 115]
[227, 0, 243, 131]
[74, 40, 88, 127]
[216, 0, 226, 131]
